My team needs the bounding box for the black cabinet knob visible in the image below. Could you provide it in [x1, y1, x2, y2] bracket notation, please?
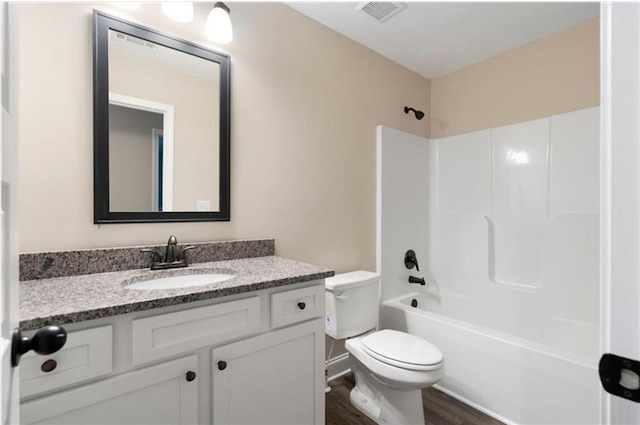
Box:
[41, 359, 57, 373]
[297, 302, 306, 310]
[218, 360, 227, 371]
[186, 371, 197, 382]
[12, 325, 67, 367]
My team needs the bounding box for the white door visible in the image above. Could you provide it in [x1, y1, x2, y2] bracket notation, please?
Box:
[600, 3, 640, 424]
[0, 3, 19, 425]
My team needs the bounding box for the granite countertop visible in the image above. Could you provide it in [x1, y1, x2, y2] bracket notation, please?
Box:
[20, 256, 334, 330]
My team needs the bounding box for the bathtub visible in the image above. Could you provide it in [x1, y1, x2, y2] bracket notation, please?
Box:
[379, 292, 600, 425]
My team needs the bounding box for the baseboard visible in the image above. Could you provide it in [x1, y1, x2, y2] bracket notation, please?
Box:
[326, 353, 351, 382]
[433, 384, 516, 425]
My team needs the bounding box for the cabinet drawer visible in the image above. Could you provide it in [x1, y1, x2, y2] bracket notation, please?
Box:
[132, 296, 260, 365]
[20, 326, 113, 399]
[271, 284, 324, 328]
[21, 355, 198, 425]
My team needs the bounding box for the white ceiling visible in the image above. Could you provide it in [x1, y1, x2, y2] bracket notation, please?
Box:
[287, 2, 600, 79]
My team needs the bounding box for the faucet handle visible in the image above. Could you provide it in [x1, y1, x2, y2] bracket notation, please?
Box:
[178, 245, 197, 261]
[141, 248, 162, 263]
[404, 249, 420, 272]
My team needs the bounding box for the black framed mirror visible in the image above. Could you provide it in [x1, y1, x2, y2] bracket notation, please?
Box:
[93, 10, 230, 223]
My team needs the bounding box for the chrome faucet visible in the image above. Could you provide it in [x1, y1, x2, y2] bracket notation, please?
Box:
[141, 235, 197, 270]
[165, 235, 178, 263]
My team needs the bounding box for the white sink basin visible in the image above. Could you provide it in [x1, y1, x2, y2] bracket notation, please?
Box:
[125, 273, 234, 290]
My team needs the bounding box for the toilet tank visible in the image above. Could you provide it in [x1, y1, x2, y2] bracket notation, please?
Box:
[325, 271, 380, 339]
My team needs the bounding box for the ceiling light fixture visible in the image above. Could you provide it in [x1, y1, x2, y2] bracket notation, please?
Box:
[206, 2, 233, 44]
[161, 2, 194, 23]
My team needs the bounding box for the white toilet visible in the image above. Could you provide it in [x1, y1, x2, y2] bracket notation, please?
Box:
[325, 271, 444, 425]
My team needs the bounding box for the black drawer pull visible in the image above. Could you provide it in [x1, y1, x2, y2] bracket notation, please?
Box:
[297, 302, 306, 310]
[41, 359, 57, 373]
[186, 371, 196, 382]
[218, 360, 227, 371]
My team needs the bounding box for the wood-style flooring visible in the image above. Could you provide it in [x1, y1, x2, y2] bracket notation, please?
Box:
[326, 374, 505, 425]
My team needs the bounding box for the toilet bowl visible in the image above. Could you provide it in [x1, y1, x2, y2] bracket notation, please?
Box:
[346, 330, 444, 425]
[325, 271, 445, 425]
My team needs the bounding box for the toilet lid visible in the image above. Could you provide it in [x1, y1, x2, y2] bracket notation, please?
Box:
[361, 330, 443, 371]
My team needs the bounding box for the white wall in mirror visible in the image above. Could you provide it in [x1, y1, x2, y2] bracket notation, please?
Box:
[108, 29, 220, 212]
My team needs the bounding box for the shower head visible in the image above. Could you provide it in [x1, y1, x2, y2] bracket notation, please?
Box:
[404, 106, 425, 120]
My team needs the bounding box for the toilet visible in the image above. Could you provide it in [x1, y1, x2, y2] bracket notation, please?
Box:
[325, 271, 444, 425]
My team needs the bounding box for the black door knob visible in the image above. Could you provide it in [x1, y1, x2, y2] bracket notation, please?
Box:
[11, 325, 67, 367]
[185, 371, 197, 382]
[218, 360, 227, 370]
[297, 302, 306, 310]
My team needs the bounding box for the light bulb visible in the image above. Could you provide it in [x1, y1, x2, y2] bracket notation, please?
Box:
[161, 2, 194, 23]
[206, 3, 233, 44]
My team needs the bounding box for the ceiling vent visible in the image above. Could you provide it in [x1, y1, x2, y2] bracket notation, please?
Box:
[115, 32, 158, 51]
[356, 2, 407, 23]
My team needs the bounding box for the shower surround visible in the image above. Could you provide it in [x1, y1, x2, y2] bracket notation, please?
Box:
[376, 107, 599, 424]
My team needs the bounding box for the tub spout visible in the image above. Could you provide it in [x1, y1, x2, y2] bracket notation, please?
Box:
[408, 276, 426, 286]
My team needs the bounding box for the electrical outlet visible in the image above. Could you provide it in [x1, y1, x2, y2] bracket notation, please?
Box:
[196, 200, 210, 211]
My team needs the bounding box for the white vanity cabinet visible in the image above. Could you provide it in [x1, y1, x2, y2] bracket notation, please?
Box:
[21, 356, 198, 425]
[19, 281, 325, 425]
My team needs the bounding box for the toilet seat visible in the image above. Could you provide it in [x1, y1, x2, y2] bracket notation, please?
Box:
[361, 330, 443, 371]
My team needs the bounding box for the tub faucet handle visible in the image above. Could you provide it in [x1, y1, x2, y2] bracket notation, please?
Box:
[404, 250, 420, 271]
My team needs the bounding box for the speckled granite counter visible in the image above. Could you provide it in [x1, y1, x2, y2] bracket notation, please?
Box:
[20, 256, 334, 330]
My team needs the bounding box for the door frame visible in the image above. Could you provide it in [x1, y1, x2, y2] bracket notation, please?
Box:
[600, 2, 640, 423]
[0, 2, 20, 424]
[108, 92, 174, 212]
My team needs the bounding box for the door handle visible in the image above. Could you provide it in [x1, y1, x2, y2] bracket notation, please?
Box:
[11, 325, 67, 367]
[599, 353, 640, 403]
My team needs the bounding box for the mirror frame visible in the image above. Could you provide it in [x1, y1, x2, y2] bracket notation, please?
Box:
[93, 10, 230, 223]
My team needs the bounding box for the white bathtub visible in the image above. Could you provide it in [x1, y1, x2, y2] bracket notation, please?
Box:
[379, 293, 600, 425]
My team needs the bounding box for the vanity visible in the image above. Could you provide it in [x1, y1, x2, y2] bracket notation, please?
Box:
[16, 8, 331, 424]
[18, 239, 332, 424]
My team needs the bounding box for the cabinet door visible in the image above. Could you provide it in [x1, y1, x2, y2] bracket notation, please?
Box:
[212, 320, 324, 425]
[21, 355, 198, 425]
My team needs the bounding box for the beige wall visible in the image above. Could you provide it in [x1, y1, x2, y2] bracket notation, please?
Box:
[110, 48, 220, 211]
[430, 18, 599, 138]
[18, 2, 430, 279]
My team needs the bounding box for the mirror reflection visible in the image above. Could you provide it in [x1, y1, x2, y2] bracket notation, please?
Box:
[108, 29, 220, 213]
